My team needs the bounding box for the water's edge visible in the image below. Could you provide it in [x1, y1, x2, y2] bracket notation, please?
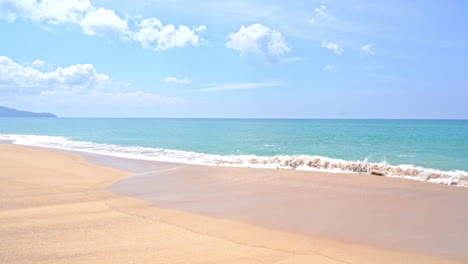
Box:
[1, 134, 466, 187]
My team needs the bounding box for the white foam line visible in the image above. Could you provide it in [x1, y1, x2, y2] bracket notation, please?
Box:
[1, 134, 466, 187]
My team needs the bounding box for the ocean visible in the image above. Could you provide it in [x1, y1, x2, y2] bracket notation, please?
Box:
[0, 118, 467, 186]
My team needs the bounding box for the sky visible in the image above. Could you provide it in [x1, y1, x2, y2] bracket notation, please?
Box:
[0, 0, 467, 118]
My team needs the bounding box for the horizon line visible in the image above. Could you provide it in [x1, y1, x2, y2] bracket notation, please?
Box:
[7, 117, 467, 120]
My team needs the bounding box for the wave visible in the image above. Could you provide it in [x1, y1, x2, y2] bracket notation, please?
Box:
[1, 134, 467, 187]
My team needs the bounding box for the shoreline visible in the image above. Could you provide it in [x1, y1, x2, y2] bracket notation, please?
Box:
[0, 144, 467, 263]
[1, 134, 467, 187]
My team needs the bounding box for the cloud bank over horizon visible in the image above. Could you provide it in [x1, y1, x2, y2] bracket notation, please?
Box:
[0, 55, 181, 115]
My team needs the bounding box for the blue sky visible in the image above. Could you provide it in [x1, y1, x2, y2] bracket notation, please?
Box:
[0, 0, 467, 118]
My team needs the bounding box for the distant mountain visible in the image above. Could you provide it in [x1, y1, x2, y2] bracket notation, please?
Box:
[0, 106, 57, 118]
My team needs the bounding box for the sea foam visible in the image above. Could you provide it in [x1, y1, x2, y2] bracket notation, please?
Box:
[1, 134, 466, 187]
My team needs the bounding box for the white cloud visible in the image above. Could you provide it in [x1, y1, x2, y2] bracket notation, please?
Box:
[321, 41, 343, 55]
[0, 0, 92, 24]
[1, 56, 183, 116]
[323, 64, 336, 71]
[361, 43, 375, 55]
[309, 5, 335, 24]
[133, 18, 207, 50]
[0, 56, 109, 92]
[226, 24, 290, 63]
[0, 0, 127, 36]
[80, 7, 128, 36]
[164, 76, 191, 84]
[195, 25, 207, 32]
[0, 0, 206, 51]
[200, 81, 283, 92]
[30, 59, 46, 68]
[314, 5, 335, 21]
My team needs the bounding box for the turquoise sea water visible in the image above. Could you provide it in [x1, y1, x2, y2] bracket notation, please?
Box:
[1, 118, 467, 186]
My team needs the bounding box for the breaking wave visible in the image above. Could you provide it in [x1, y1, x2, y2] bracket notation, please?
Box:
[1, 134, 467, 187]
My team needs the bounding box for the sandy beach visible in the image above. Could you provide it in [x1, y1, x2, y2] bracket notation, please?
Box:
[108, 158, 468, 260]
[1, 144, 467, 264]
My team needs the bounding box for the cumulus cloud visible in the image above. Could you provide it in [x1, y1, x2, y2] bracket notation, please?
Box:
[0, 0, 127, 37]
[199, 81, 283, 92]
[0, 0, 92, 24]
[321, 41, 343, 55]
[0, 56, 109, 92]
[133, 18, 206, 50]
[309, 5, 335, 24]
[361, 43, 375, 55]
[226, 24, 290, 63]
[195, 25, 207, 32]
[164, 76, 191, 84]
[80, 7, 128, 36]
[0, 0, 205, 50]
[1, 56, 183, 116]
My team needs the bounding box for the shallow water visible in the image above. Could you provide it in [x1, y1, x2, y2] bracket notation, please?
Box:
[1, 118, 467, 186]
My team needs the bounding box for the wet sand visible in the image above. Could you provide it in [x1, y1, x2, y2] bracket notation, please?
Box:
[106, 156, 468, 261]
[1, 144, 467, 264]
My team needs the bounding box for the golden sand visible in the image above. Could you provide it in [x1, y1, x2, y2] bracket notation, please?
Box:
[0, 144, 464, 264]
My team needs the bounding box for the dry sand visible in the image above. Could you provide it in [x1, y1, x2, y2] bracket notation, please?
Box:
[0, 144, 466, 264]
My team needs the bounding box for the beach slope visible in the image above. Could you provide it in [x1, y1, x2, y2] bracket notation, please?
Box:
[0, 144, 465, 264]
